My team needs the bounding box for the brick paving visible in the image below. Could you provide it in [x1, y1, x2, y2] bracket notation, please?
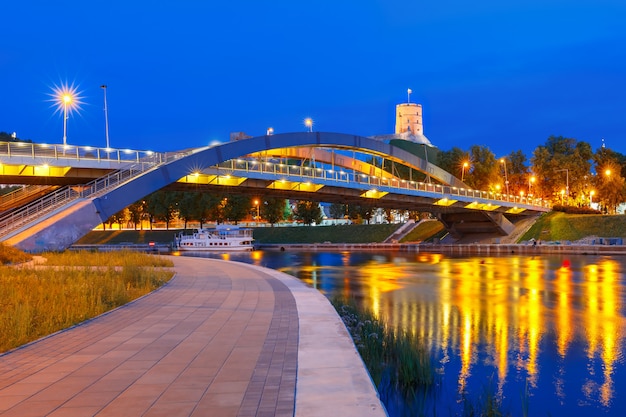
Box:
[0, 257, 298, 417]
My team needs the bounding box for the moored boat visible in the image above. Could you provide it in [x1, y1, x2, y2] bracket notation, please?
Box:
[175, 225, 254, 251]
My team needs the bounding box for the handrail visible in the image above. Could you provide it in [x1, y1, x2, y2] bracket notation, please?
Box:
[0, 150, 190, 240]
[0, 141, 164, 164]
[206, 159, 552, 209]
[0, 185, 56, 210]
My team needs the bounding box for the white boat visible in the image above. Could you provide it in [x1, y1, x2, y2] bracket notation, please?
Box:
[175, 225, 254, 251]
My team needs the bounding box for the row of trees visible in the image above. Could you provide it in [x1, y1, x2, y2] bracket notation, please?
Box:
[104, 190, 384, 229]
[435, 136, 626, 213]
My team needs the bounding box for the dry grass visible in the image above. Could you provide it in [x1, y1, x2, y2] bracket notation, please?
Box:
[0, 250, 174, 353]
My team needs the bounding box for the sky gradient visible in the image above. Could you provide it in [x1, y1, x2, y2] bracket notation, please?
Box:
[2, 0, 625, 159]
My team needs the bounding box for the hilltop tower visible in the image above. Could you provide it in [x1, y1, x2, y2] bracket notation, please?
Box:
[395, 102, 423, 136]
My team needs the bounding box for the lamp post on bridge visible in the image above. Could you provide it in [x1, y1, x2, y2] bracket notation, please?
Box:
[462, 161, 469, 182]
[304, 118, 313, 132]
[101, 85, 110, 150]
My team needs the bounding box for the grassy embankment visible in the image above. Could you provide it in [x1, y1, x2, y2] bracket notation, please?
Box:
[75, 212, 626, 247]
[77, 224, 405, 245]
[520, 211, 626, 242]
[0, 246, 174, 353]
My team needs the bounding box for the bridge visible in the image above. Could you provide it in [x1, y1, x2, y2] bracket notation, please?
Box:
[0, 132, 550, 252]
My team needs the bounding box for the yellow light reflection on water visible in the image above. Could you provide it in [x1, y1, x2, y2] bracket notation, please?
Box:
[285, 251, 624, 408]
[584, 260, 621, 406]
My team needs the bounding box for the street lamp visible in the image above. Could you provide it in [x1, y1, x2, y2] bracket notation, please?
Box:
[304, 118, 313, 132]
[51, 83, 82, 147]
[62, 93, 72, 147]
[555, 168, 569, 203]
[461, 161, 469, 182]
[590, 190, 595, 207]
[529, 175, 536, 194]
[500, 158, 509, 195]
[266, 127, 274, 135]
[254, 199, 260, 220]
[101, 85, 110, 150]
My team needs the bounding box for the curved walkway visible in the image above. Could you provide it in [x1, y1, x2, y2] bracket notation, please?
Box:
[0, 257, 385, 417]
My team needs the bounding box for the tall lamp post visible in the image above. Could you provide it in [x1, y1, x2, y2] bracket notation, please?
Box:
[500, 158, 509, 195]
[62, 93, 72, 147]
[462, 161, 469, 182]
[555, 168, 569, 203]
[101, 85, 110, 149]
[254, 199, 260, 220]
[304, 118, 313, 132]
[590, 190, 595, 207]
[528, 175, 536, 194]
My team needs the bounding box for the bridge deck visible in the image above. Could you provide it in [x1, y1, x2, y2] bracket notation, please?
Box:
[0, 256, 385, 417]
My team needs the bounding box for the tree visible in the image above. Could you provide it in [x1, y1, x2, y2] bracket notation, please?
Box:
[263, 197, 288, 226]
[145, 190, 177, 229]
[347, 204, 374, 224]
[127, 199, 148, 230]
[329, 203, 347, 219]
[293, 200, 323, 225]
[435, 147, 471, 182]
[468, 145, 499, 192]
[504, 150, 529, 197]
[107, 208, 127, 230]
[223, 194, 252, 224]
[531, 136, 593, 204]
[176, 192, 199, 229]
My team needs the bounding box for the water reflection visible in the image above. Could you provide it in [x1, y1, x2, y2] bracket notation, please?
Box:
[183, 250, 626, 415]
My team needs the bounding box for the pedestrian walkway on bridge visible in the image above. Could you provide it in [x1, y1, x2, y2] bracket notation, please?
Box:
[0, 257, 386, 417]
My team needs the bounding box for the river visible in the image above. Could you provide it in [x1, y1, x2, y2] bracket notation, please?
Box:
[180, 249, 626, 416]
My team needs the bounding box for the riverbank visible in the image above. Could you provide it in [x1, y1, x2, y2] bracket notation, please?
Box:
[257, 242, 626, 256]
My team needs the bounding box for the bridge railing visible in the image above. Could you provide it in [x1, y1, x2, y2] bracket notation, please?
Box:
[0, 141, 165, 165]
[213, 159, 551, 209]
[0, 149, 190, 240]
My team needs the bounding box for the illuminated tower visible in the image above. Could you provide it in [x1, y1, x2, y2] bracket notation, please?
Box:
[395, 102, 423, 136]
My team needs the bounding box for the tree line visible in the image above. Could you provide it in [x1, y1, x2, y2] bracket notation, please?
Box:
[435, 135, 626, 213]
[103, 190, 388, 230]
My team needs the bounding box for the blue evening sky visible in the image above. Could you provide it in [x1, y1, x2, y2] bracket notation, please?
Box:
[2, 0, 625, 159]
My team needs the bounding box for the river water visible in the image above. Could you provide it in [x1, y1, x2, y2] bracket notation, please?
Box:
[180, 250, 626, 416]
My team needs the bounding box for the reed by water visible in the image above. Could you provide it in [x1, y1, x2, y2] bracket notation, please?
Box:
[0, 247, 174, 353]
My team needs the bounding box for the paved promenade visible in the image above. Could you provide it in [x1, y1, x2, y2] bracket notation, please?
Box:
[0, 256, 386, 417]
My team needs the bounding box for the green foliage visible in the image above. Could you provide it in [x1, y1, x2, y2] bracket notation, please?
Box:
[329, 203, 347, 219]
[223, 194, 252, 224]
[520, 211, 626, 242]
[293, 200, 323, 225]
[254, 223, 401, 244]
[262, 197, 289, 225]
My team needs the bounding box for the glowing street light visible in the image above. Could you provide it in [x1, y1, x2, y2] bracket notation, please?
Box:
[461, 161, 469, 182]
[266, 127, 274, 135]
[304, 118, 313, 132]
[528, 175, 536, 194]
[590, 190, 595, 206]
[253, 199, 260, 220]
[500, 158, 509, 195]
[50, 82, 83, 147]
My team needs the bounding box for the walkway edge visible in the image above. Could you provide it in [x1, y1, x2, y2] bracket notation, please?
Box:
[242, 263, 387, 417]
